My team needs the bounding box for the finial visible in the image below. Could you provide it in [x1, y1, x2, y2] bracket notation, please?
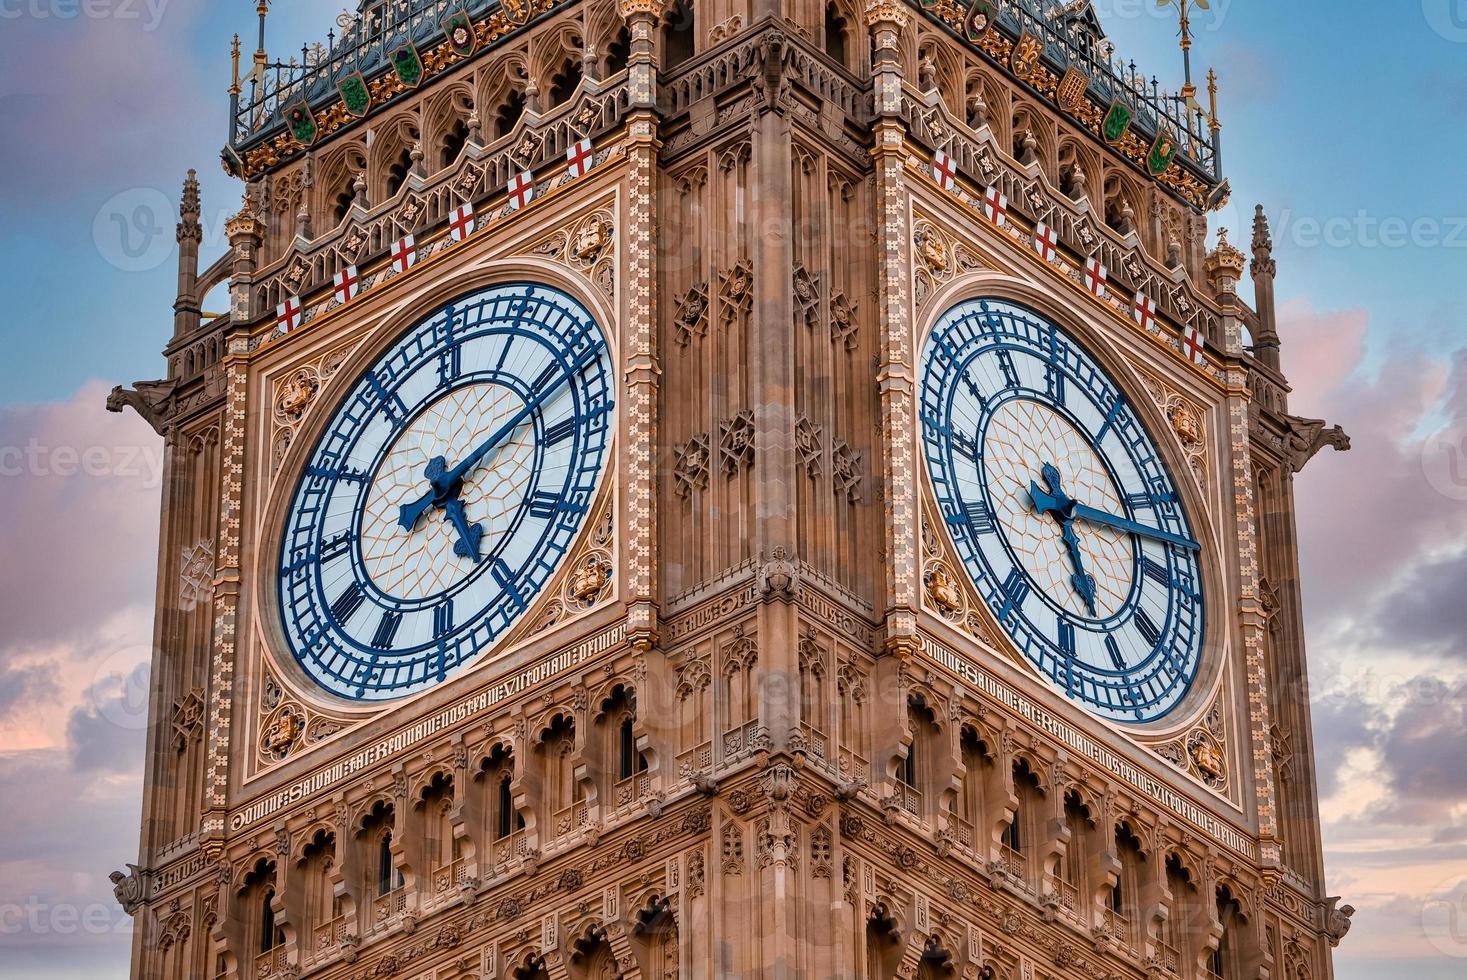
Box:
[296, 204, 312, 240]
[1167, 237, 1183, 270]
[229, 34, 242, 97]
[410, 140, 425, 178]
[1207, 67, 1220, 134]
[1252, 205, 1277, 278]
[967, 93, 988, 130]
[353, 172, 368, 210]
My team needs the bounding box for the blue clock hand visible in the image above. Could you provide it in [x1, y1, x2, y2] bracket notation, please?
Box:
[441, 498, 484, 561]
[1067, 504, 1200, 552]
[397, 343, 603, 543]
[1028, 465, 1098, 616]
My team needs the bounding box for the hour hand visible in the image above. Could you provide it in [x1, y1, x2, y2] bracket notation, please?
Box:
[442, 498, 485, 562]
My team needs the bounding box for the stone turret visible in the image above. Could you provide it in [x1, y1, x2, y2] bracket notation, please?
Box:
[1251, 204, 1281, 372]
[172, 170, 202, 341]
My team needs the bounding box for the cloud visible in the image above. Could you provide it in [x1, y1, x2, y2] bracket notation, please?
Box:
[0, 382, 163, 652]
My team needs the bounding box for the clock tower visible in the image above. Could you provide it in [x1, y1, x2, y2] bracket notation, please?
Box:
[110, 1, 1353, 978]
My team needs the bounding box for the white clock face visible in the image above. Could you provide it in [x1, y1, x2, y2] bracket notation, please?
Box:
[277, 284, 614, 702]
[920, 298, 1205, 723]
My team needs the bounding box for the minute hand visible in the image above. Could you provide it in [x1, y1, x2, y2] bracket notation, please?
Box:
[1068, 504, 1200, 552]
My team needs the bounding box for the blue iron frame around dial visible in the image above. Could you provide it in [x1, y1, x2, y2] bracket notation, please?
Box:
[919, 297, 1204, 723]
[277, 283, 614, 702]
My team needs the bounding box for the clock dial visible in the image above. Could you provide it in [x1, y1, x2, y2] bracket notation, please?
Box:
[278, 283, 614, 702]
[920, 298, 1204, 723]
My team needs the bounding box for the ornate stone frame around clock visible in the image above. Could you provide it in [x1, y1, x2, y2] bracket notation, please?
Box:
[909, 268, 1238, 800]
[243, 253, 623, 781]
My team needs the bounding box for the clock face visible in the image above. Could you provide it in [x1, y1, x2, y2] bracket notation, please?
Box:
[278, 283, 614, 702]
[920, 299, 1204, 723]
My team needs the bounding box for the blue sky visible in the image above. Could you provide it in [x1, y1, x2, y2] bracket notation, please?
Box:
[0, 2, 1464, 978]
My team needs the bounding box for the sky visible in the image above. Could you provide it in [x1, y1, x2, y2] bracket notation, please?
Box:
[0, 1, 1463, 977]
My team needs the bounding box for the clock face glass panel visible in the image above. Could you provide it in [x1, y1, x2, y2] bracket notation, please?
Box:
[920, 298, 1204, 723]
[277, 283, 614, 702]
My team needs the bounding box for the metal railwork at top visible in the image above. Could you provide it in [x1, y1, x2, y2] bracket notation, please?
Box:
[227, 0, 1221, 187]
[994, 0, 1222, 182]
[230, 0, 504, 149]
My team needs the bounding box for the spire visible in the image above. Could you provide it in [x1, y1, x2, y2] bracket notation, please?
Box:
[1251, 205, 1281, 372]
[173, 170, 203, 340]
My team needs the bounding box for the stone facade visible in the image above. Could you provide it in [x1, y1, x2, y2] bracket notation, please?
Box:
[109, 2, 1350, 978]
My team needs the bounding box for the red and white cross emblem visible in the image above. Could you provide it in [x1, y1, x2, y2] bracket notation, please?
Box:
[566, 138, 594, 180]
[333, 265, 360, 305]
[448, 202, 476, 242]
[1181, 323, 1207, 365]
[391, 235, 417, 275]
[1083, 256, 1108, 299]
[982, 185, 1008, 227]
[931, 149, 958, 193]
[275, 295, 303, 334]
[1133, 292, 1158, 331]
[507, 171, 535, 211]
[1033, 222, 1057, 263]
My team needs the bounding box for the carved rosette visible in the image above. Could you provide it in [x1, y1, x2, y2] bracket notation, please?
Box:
[255, 662, 356, 769]
[521, 205, 617, 301]
[912, 216, 982, 314]
[1138, 368, 1210, 490]
[1153, 692, 1230, 792]
[268, 342, 357, 480]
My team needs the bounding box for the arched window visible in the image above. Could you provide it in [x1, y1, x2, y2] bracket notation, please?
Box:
[619, 715, 639, 780]
[497, 773, 521, 839]
[661, 1, 694, 69]
[493, 89, 526, 140]
[823, 2, 849, 68]
[384, 146, 413, 198]
[547, 57, 583, 107]
[377, 832, 396, 896]
[259, 890, 278, 954]
[602, 27, 631, 76]
[1214, 886, 1246, 978]
[439, 117, 469, 168]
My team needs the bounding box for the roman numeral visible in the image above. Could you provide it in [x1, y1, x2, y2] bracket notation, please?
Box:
[329, 581, 365, 624]
[998, 569, 1030, 621]
[950, 430, 980, 462]
[1058, 619, 1076, 658]
[965, 501, 995, 534]
[368, 374, 408, 422]
[492, 559, 526, 611]
[996, 349, 1020, 388]
[320, 531, 353, 562]
[543, 416, 577, 446]
[1141, 556, 1172, 588]
[531, 361, 562, 392]
[961, 375, 984, 402]
[528, 492, 586, 520]
[371, 611, 402, 649]
[1135, 609, 1161, 647]
[1106, 636, 1127, 673]
[1096, 398, 1125, 442]
[438, 344, 462, 384]
[433, 600, 455, 639]
[1046, 364, 1066, 406]
[306, 465, 368, 485]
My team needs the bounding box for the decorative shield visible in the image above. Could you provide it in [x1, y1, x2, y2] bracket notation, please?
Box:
[1010, 30, 1044, 78]
[442, 9, 477, 56]
[1147, 128, 1179, 176]
[963, 0, 996, 42]
[337, 71, 371, 117]
[1102, 99, 1133, 145]
[1057, 65, 1089, 114]
[285, 101, 317, 145]
[391, 42, 424, 88]
[501, 0, 532, 26]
